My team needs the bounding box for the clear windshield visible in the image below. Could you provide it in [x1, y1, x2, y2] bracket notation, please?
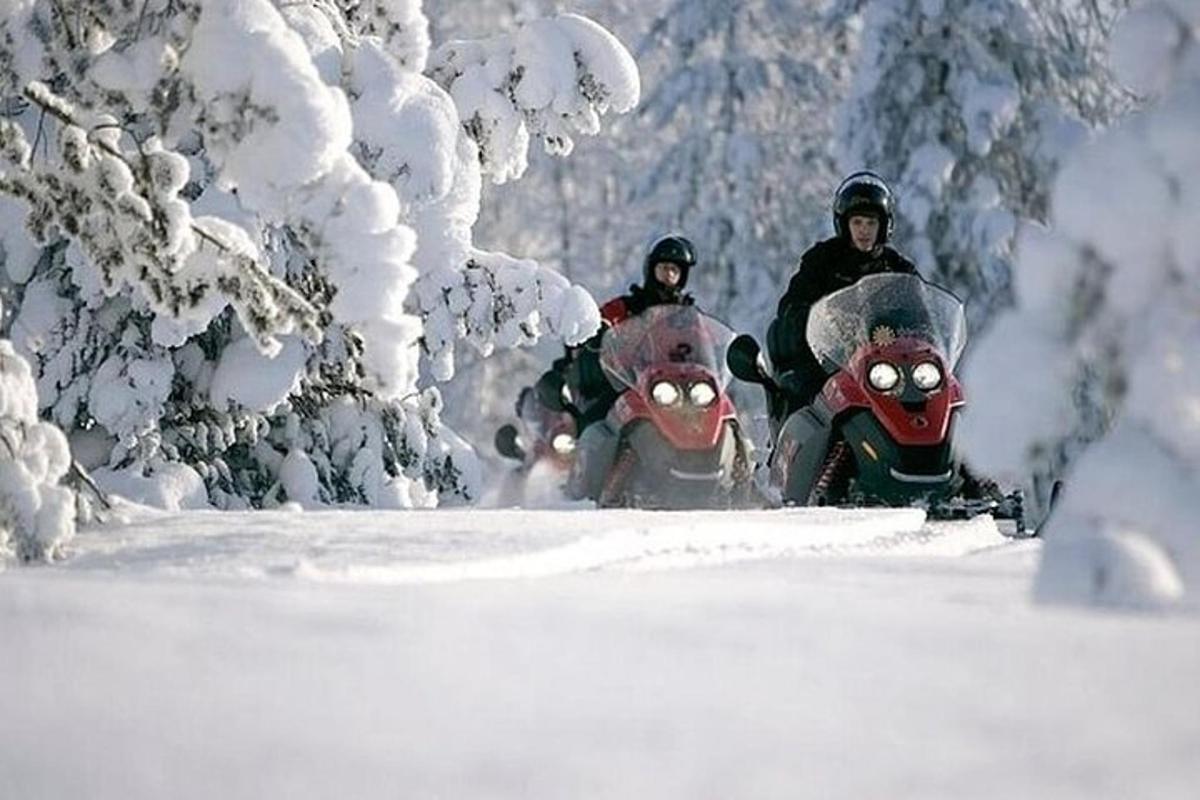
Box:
[600, 305, 736, 392]
[805, 274, 967, 371]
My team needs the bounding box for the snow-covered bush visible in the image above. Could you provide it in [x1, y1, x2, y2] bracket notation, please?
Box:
[0, 1, 635, 509]
[837, 0, 1129, 327]
[0, 296, 74, 562]
[960, 0, 1199, 609]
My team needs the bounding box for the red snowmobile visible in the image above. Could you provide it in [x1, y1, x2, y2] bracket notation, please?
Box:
[495, 386, 579, 474]
[728, 273, 1024, 530]
[548, 305, 756, 508]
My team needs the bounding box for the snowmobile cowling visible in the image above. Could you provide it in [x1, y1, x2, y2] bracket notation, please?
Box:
[824, 336, 965, 447]
[610, 363, 737, 451]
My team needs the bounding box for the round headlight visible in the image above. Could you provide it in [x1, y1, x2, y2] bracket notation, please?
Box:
[688, 381, 717, 407]
[868, 362, 901, 392]
[651, 381, 680, 406]
[551, 433, 576, 454]
[911, 361, 942, 391]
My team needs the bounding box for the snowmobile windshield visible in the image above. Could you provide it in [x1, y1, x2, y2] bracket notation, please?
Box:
[805, 273, 967, 371]
[600, 305, 736, 393]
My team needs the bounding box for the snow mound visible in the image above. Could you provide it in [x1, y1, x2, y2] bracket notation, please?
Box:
[1036, 529, 1184, 610]
[91, 462, 210, 513]
[209, 335, 307, 413]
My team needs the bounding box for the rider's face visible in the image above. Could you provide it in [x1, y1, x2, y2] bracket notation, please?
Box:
[654, 261, 683, 287]
[848, 215, 881, 252]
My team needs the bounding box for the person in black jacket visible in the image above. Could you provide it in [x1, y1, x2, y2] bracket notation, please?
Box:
[766, 173, 1006, 505]
[536, 234, 697, 429]
[766, 171, 917, 424]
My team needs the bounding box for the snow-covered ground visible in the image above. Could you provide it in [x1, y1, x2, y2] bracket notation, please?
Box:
[3, 507, 1198, 799]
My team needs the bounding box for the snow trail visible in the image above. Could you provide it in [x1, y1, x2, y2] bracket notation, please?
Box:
[54, 506, 1011, 584]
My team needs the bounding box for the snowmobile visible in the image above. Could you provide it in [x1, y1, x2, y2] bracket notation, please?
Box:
[544, 305, 757, 509]
[495, 386, 579, 474]
[728, 273, 1026, 532]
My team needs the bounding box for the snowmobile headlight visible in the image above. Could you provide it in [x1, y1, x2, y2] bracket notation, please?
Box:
[651, 381, 680, 405]
[688, 381, 717, 407]
[551, 433, 576, 454]
[868, 362, 901, 392]
[911, 361, 943, 391]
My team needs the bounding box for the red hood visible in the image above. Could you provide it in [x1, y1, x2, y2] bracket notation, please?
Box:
[822, 337, 964, 446]
[612, 363, 735, 451]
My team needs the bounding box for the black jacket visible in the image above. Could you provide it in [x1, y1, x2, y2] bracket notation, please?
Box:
[767, 237, 917, 403]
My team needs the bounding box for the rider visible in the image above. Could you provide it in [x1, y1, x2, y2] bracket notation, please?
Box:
[766, 171, 917, 425]
[538, 234, 697, 428]
[767, 171, 1003, 504]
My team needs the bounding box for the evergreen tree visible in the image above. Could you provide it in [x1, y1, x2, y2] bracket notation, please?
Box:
[837, 0, 1130, 328]
[628, 0, 854, 331]
[960, 0, 1199, 607]
[0, 0, 636, 509]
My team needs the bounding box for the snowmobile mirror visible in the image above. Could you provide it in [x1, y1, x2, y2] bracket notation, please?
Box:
[536, 371, 569, 413]
[494, 424, 526, 462]
[727, 334, 769, 385]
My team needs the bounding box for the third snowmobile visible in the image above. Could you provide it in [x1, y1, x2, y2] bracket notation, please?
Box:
[494, 384, 579, 505]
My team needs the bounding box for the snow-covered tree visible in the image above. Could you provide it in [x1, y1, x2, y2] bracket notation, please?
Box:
[421, 0, 647, 450]
[628, 0, 854, 331]
[0, 0, 636, 509]
[837, 0, 1130, 328]
[0, 297, 74, 563]
[960, 0, 1199, 609]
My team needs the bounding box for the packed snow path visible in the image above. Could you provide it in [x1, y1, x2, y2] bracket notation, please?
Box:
[3, 507, 1198, 799]
[51, 506, 1006, 581]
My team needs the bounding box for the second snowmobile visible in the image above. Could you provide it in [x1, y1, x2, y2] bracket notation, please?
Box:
[546, 305, 757, 509]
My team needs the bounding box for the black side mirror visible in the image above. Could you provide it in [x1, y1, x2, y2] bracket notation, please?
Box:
[535, 370, 569, 413]
[727, 334, 771, 386]
[494, 424, 526, 461]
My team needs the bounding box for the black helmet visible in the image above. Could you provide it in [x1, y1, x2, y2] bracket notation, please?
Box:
[642, 234, 696, 289]
[833, 171, 895, 245]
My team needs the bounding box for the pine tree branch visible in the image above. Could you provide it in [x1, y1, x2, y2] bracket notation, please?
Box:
[49, 0, 78, 50]
[20, 82, 322, 346]
[69, 460, 113, 511]
[30, 106, 46, 164]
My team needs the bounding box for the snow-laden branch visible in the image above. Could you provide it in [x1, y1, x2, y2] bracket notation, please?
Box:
[0, 330, 74, 563]
[428, 12, 640, 184]
[0, 82, 319, 356]
[321, 9, 618, 382]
